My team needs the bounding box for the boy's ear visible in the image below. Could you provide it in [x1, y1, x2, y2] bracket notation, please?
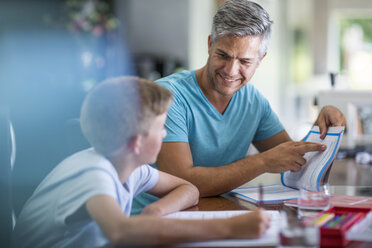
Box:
[129, 135, 142, 155]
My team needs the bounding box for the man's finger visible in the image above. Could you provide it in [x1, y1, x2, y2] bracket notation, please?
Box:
[295, 156, 307, 166]
[296, 142, 327, 154]
[290, 164, 302, 172]
[318, 121, 327, 139]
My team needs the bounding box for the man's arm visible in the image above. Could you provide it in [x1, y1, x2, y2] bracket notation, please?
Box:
[86, 195, 270, 246]
[140, 171, 199, 216]
[156, 130, 326, 197]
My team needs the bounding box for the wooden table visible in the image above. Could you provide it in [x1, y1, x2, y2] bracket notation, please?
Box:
[172, 157, 372, 247]
[329, 158, 372, 188]
[177, 191, 372, 248]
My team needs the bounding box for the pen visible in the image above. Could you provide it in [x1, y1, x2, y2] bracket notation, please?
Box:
[311, 213, 335, 227]
[259, 184, 263, 208]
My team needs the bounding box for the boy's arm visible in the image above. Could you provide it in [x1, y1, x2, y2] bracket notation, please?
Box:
[86, 195, 270, 246]
[140, 171, 199, 216]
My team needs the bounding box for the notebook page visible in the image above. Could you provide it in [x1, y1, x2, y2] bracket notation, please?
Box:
[281, 126, 344, 191]
[346, 211, 372, 242]
[165, 210, 280, 247]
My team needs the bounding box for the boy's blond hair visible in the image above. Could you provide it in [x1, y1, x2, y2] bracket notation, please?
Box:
[80, 76, 173, 157]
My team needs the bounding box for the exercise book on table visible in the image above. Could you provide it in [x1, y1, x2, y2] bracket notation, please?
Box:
[165, 210, 281, 247]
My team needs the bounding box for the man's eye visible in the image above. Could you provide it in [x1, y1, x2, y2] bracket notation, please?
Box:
[218, 53, 228, 59]
[241, 60, 251, 65]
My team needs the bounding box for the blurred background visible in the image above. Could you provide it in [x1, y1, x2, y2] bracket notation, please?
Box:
[1, 0, 372, 214]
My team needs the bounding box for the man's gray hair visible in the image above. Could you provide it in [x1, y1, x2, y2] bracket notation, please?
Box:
[211, 0, 273, 58]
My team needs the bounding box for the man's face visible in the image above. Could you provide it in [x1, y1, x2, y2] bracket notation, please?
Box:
[206, 35, 265, 97]
[138, 113, 167, 165]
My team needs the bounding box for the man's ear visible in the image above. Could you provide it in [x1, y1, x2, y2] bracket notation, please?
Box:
[208, 35, 212, 55]
[129, 135, 142, 155]
[257, 52, 267, 66]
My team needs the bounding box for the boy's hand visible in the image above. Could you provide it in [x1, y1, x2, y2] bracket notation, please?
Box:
[227, 209, 271, 239]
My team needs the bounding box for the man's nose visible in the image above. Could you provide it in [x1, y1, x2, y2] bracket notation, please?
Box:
[224, 59, 240, 76]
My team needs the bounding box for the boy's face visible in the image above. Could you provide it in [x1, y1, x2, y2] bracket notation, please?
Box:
[139, 113, 167, 164]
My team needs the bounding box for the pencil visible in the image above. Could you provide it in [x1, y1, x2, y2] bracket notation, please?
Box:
[323, 215, 339, 228]
[258, 184, 263, 208]
[327, 215, 346, 228]
[337, 212, 365, 229]
[303, 211, 325, 226]
[335, 213, 354, 228]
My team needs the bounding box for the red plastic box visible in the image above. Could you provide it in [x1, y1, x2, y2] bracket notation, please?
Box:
[320, 207, 371, 247]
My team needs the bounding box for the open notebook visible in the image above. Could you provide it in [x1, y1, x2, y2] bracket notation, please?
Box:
[165, 210, 281, 247]
[231, 126, 344, 204]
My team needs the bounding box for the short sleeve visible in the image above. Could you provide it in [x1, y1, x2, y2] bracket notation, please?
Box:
[157, 81, 189, 143]
[129, 164, 159, 196]
[253, 96, 284, 141]
[55, 168, 118, 224]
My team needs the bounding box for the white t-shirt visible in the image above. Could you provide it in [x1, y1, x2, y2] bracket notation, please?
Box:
[12, 148, 159, 248]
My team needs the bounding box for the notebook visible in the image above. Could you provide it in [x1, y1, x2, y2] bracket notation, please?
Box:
[165, 210, 281, 246]
[231, 126, 344, 204]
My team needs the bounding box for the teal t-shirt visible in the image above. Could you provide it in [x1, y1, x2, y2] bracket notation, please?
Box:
[131, 70, 284, 214]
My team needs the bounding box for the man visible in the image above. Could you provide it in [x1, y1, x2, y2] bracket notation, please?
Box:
[132, 0, 345, 213]
[12, 77, 270, 247]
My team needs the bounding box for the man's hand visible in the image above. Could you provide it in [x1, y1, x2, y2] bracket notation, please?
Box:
[314, 106, 346, 139]
[259, 141, 326, 173]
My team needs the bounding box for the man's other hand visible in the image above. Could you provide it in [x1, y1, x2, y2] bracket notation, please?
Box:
[314, 105, 346, 139]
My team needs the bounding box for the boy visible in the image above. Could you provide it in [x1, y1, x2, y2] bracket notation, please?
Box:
[12, 77, 270, 247]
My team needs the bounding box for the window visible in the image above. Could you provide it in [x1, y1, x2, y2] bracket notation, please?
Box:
[340, 15, 372, 89]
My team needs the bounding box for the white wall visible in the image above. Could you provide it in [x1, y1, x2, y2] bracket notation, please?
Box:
[115, 0, 190, 65]
[116, 0, 286, 116]
[251, 0, 288, 117]
[188, 0, 215, 70]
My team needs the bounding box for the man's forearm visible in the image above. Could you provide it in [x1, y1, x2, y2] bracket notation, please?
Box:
[180, 154, 267, 197]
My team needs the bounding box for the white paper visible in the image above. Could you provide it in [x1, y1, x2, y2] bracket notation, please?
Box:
[165, 210, 280, 247]
[346, 211, 372, 242]
[282, 126, 344, 191]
